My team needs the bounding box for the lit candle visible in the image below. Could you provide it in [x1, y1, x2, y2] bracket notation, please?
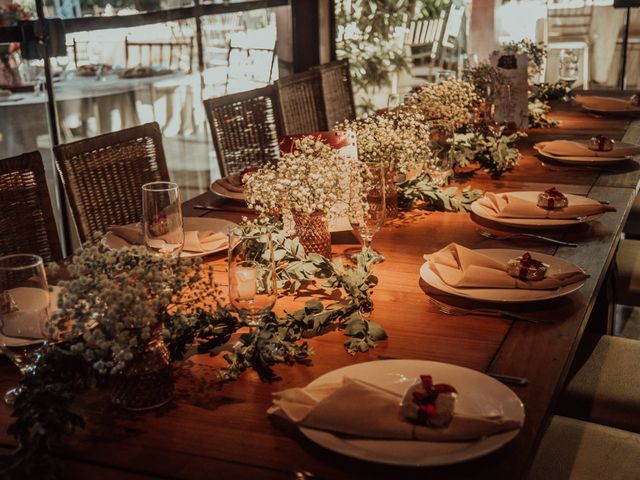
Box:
[1, 287, 49, 339]
[235, 265, 257, 301]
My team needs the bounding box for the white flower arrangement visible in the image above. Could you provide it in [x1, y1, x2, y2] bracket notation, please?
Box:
[244, 136, 366, 217]
[406, 79, 480, 129]
[338, 108, 432, 175]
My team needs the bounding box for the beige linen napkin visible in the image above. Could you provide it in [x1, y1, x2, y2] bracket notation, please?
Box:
[575, 95, 640, 111]
[540, 140, 640, 158]
[477, 192, 616, 219]
[269, 377, 521, 442]
[217, 175, 244, 193]
[108, 224, 226, 253]
[428, 243, 588, 290]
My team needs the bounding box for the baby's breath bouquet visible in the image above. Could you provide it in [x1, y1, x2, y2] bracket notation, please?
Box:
[244, 136, 363, 218]
[406, 79, 480, 129]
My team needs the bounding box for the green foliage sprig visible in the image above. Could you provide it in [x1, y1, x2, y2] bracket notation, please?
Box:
[528, 98, 560, 128]
[453, 131, 527, 177]
[398, 173, 484, 211]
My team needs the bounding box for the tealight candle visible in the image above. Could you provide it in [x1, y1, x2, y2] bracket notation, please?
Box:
[0, 287, 49, 339]
[235, 265, 257, 301]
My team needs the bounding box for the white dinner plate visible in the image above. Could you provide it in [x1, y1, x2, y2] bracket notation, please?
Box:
[103, 217, 236, 258]
[210, 179, 245, 201]
[420, 248, 586, 303]
[533, 142, 633, 165]
[299, 359, 524, 466]
[470, 194, 602, 230]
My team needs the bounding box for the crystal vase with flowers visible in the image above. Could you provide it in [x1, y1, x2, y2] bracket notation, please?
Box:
[47, 243, 208, 411]
[244, 136, 366, 258]
[339, 107, 431, 220]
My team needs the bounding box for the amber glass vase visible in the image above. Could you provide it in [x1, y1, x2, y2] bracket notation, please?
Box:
[292, 211, 332, 258]
[111, 325, 173, 411]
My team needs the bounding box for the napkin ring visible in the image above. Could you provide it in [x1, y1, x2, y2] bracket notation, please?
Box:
[588, 136, 614, 152]
[537, 187, 568, 209]
[507, 253, 548, 281]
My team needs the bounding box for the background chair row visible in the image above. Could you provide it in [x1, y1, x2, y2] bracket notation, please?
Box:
[203, 59, 356, 177]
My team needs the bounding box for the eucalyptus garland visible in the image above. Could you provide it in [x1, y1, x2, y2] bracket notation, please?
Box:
[453, 131, 527, 178]
[398, 173, 484, 211]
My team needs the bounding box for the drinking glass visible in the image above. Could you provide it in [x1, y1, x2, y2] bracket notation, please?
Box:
[349, 161, 386, 263]
[558, 48, 579, 87]
[228, 227, 278, 327]
[427, 119, 455, 186]
[387, 93, 402, 111]
[142, 181, 184, 258]
[0, 254, 50, 404]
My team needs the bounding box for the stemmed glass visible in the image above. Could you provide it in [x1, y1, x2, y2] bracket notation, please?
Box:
[142, 181, 184, 258]
[427, 119, 455, 187]
[228, 227, 278, 327]
[0, 254, 50, 404]
[349, 161, 386, 263]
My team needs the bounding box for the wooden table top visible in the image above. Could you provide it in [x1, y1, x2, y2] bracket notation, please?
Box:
[1, 101, 639, 480]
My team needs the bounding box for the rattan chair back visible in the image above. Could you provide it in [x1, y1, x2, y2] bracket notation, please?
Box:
[312, 60, 356, 128]
[204, 86, 282, 177]
[0, 151, 63, 262]
[275, 70, 328, 136]
[54, 122, 170, 243]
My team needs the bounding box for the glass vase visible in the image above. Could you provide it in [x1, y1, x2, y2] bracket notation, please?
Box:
[292, 211, 331, 258]
[384, 167, 399, 221]
[111, 325, 173, 411]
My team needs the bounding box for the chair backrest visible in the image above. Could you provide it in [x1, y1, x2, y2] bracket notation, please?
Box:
[275, 70, 328, 136]
[405, 10, 448, 62]
[0, 151, 63, 262]
[547, 4, 593, 41]
[203, 86, 282, 177]
[54, 123, 170, 243]
[125, 37, 195, 73]
[227, 36, 278, 85]
[71, 38, 90, 68]
[312, 60, 356, 129]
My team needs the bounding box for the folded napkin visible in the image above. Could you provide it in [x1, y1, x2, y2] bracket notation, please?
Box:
[540, 140, 640, 158]
[269, 377, 521, 442]
[216, 175, 244, 193]
[108, 224, 226, 253]
[478, 191, 616, 219]
[0, 89, 11, 98]
[575, 95, 640, 111]
[428, 243, 588, 290]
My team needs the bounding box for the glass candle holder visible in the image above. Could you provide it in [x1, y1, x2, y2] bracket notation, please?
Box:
[142, 181, 184, 258]
[427, 119, 455, 187]
[228, 227, 278, 327]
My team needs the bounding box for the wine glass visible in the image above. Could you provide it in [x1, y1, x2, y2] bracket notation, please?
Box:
[349, 161, 386, 263]
[142, 181, 184, 258]
[427, 119, 455, 187]
[0, 254, 50, 404]
[228, 227, 278, 327]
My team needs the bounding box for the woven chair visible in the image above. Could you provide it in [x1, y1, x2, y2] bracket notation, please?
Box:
[275, 70, 328, 136]
[312, 60, 356, 128]
[203, 86, 282, 177]
[54, 122, 170, 243]
[0, 151, 63, 262]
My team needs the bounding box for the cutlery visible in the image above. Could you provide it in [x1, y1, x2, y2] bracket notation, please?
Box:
[477, 230, 578, 248]
[488, 373, 528, 386]
[428, 297, 553, 324]
[193, 204, 248, 213]
[539, 161, 618, 173]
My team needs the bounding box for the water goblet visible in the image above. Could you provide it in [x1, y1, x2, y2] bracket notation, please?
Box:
[0, 254, 50, 404]
[142, 181, 184, 258]
[427, 119, 455, 187]
[228, 227, 278, 327]
[349, 161, 386, 263]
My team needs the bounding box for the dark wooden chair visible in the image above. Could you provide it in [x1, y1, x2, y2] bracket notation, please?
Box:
[203, 86, 282, 177]
[312, 60, 357, 128]
[275, 70, 328, 136]
[54, 122, 170, 243]
[0, 151, 63, 262]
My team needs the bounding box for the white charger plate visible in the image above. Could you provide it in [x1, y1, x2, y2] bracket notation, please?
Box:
[210, 179, 245, 201]
[420, 248, 586, 303]
[470, 193, 602, 230]
[533, 142, 633, 165]
[299, 359, 524, 466]
[103, 217, 236, 258]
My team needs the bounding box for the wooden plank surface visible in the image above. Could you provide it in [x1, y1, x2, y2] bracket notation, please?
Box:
[1, 100, 639, 480]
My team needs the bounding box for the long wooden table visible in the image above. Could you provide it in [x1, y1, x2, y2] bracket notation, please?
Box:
[1, 101, 639, 479]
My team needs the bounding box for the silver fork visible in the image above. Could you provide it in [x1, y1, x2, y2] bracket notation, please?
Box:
[428, 297, 552, 324]
[478, 229, 578, 248]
